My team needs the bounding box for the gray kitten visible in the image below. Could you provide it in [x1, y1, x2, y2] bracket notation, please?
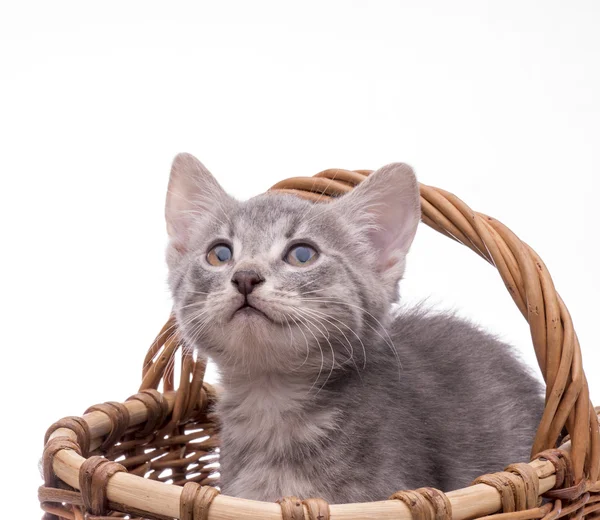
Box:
[165, 153, 544, 503]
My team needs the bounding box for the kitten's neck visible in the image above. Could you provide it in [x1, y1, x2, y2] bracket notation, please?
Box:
[219, 370, 327, 414]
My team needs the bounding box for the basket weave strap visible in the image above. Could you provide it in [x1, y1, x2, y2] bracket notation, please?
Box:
[535, 492, 595, 520]
[78, 456, 127, 516]
[126, 389, 170, 437]
[38, 486, 85, 520]
[472, 460, 544, 515]
[84, 401, 130, 451]
[505, 463, 540, 510]
[390, 487, 452, 520]
[475, 501, 555, 520]
[417, 487, 453, 520]
[38, 486, 84, 507]
[278, 496, 331, 520]
[544, 479, 589, 502]
[278, 496, 305, 520]
[44, 415, 91, 457]
[473, 471, 528, 513]
[533, 449, 573, 491]
[42, 437, 82, 487]
[532, 448, 590, 502]
[180, 482, 220, 520]
[303, 498, 330, 520]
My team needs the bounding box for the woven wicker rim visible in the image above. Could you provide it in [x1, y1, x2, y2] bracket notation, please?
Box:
[42, 168, 600, 520]
[45, 395, 600, 519]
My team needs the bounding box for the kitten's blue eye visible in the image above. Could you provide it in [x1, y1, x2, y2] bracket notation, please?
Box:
[207, 244, 232, 266]
[285, 244, 318, 266]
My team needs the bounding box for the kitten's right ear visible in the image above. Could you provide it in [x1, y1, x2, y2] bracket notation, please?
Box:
[165, 153, 230, 253]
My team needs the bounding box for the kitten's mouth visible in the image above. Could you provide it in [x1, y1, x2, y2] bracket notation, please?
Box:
[233, 302, 271, 321]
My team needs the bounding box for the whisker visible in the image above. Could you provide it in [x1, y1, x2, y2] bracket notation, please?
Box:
[288, 313, 311, 370]
[299, 297, 402, 377]
[299, 288, 328, 296]
[289, 310, 325, 393]
[296, 305, 364, 374]
[290, 309, 335, 395]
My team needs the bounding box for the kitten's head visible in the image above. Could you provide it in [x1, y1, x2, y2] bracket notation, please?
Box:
[165, 153, 420, 379]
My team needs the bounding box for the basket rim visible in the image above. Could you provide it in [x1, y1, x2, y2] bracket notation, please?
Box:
[46, 389, 592, 520]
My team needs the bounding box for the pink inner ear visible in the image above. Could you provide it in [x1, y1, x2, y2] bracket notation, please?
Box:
[368, 204, 412, 270]
[171, 240, 187, 254]
[350, 163, 420, 270]
[165, 153, 231, 253]
[384, 255, 400, 270]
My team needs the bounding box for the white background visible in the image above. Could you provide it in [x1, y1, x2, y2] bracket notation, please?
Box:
[1, 1, 598, 516]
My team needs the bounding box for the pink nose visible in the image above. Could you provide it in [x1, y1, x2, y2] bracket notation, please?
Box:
[231, 270, 264, 296]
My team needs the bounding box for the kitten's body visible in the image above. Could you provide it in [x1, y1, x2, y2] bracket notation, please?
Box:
[164, 154, 544, 503]
[218, 310, 543, 502]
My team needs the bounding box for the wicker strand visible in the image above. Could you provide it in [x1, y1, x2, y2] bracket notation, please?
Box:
[78, 456, 127, 516]
[38, 488, 84, 520]
[278, 496, 333, 520]
[161, 348, 195, 434]
[545, 479, 589, 502]
[42, 438, 82, 487]
[302, 498, 331, 520]
[390, 490, 434, 520]
[473, 471, 530, 513]
[140, 316, 181, 391]
[277, 496, 305, 520]
[505, 463, 541, 510]
[582, 495, 600, 517]
[548, 493, 591, 519]
[45, 416, 91, 458]
[390, 487, 452, 520]
[533, 449, 573, 490]
[476, 502, 554, 520]
[84, 401, 130, 452]
[38, 486, 85, 508]
[417, 487, 453, 520]
[126, 389, 170, 437]
[180, 482, 220, 520]
[40, 502, 76, 520]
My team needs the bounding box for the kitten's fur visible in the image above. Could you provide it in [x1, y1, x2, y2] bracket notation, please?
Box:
[165, 153, 544, 503]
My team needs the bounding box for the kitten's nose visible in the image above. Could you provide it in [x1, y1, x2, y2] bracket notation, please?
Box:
[231, 270, 264, 296]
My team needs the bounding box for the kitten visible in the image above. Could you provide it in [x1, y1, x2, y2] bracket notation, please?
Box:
[165, 153, 544, 503]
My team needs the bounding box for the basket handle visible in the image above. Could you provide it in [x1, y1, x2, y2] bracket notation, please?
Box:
[141, 168, 598, 484]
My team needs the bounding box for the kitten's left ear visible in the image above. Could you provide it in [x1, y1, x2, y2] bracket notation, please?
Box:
[165, 153, 232, 254]
[338, 163, 421, 272]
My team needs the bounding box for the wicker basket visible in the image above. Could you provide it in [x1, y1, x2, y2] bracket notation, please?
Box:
[40, 169, 600, 520]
